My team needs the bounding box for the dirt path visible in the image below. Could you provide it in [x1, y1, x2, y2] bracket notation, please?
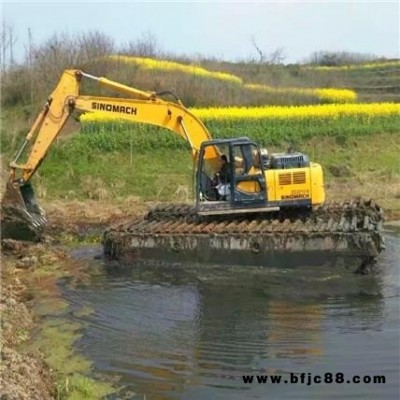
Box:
[43, 198, 149, 239]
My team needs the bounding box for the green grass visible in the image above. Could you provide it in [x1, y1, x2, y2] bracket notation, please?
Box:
[3, 112, 399, 203]
[37, 148, 193, 200]
[28, 308, 115, 400]
[29, 130, 399, 203]
[300, 134, 400, 176]
[62, 113, 400, 154]
[201, 60, 400, 102]
[56, 374, 113, 400]
[202, 115, 400, 145]
[28, 318, 115, 400]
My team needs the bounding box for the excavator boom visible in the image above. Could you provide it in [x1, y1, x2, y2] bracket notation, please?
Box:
[1, 69, 216, 241]
[8, 69, 215, 184]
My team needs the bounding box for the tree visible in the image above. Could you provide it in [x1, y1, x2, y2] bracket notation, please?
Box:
[124, 31, 159, 57]
[250, 36, 285, 65]
[0, 20, 17, 72]
[307, 50, 378, 66]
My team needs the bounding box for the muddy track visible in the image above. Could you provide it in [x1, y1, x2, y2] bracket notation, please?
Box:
[103, 198, 385, 272]
[109, 198, 383, 235]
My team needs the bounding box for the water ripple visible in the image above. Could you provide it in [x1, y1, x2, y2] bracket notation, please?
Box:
[62, 233, 400, 399]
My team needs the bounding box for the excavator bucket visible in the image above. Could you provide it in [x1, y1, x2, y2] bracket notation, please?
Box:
[1, 181, 47, 241]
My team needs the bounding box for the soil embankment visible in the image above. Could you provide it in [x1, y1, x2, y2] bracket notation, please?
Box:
[0, 209, 120, 399]
[1, 241, 61, 399]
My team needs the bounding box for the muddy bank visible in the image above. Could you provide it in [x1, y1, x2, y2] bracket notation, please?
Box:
[43, 198, 149, 240]
[1, 241, 58, 399]
[0, 200, 146, 400]
[0, 239, 114, 399]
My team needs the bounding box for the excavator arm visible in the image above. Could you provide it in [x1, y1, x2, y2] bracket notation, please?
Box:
[2, 69, 218, 241]
[9, 69, 216, 183]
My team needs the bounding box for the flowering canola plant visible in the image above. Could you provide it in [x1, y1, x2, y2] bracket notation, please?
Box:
[108, 56, 358, 102]
[304, 61, 400, 71]
[191, 102, 400, 120]
[77, 102, 399, 151]
[81, 103, 400, 123]
[107, 55, 243, 85]
[244, 84, 357, 103]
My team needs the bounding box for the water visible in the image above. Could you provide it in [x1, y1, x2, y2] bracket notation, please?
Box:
[64, 233, 400, 399]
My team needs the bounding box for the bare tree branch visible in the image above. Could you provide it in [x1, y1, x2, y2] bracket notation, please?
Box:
[250, 35, 265, 64]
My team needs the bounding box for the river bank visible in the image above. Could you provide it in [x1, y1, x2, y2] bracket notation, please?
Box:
[1, 241, 55, 399]
[0, 237, 115, 399]
[0, 194, 158, 399]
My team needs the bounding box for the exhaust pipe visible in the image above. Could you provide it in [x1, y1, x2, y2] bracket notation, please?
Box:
[1, 181, 47, 241]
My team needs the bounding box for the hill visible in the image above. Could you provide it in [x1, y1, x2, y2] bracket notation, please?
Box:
[1, 50, 399, 217]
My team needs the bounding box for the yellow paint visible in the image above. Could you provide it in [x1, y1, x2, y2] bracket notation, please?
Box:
[11, 69, 217, 182]
[267, 163, 324, 205]
[236, 163, 324, 206]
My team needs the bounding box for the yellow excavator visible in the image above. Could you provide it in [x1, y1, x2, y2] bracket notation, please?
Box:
[1, 69, 325, 241]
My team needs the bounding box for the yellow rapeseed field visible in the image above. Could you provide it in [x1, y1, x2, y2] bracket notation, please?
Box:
[107, 55, 243, 85]
[304, 61, 400, 71]
[192, 103, 400, 120]
[108, 56, 358, 103]
[244, 84, 357, 103]
[81, 103, 400, 123]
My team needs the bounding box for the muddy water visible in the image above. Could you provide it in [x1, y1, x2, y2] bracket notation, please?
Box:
[64, 233, 400, 399]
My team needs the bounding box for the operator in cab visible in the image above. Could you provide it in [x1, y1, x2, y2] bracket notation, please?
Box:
[215, 154, 231, 200]
[219, 154, 230, 184]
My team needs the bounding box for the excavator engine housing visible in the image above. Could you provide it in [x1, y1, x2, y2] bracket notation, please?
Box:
[269, 152, 310, 169]
[195, 138, 324, 216]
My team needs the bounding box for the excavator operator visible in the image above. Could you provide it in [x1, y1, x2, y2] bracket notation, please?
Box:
[218, 154, 230, 184]
[214, 154, 231, 200]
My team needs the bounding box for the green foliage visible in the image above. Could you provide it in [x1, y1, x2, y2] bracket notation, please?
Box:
[30, 121, 399, 201]
[72, 114, 400, 153]
[73, 123, 190, 153]
[29, 317, 114, 400]
[205, 115, 400, 145]
[56, 374, 114, 400]
[39, 148, 193, 200]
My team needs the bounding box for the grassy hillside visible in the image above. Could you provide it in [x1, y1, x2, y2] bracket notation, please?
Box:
[2, 55, 399, 112]
[1, 56, 399, 215]
[200, 60, 400, 103]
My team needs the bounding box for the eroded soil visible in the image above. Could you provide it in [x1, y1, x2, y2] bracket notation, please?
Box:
[1, 240, 60, 399]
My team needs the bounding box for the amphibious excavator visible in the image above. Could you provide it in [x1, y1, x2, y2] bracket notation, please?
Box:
[1, 70, 384, 270]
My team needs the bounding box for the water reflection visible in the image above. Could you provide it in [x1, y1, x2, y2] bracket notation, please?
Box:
[64, 234, 399, 399]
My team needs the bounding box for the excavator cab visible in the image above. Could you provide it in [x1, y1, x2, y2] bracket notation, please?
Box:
[196, 138, 275, 216]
